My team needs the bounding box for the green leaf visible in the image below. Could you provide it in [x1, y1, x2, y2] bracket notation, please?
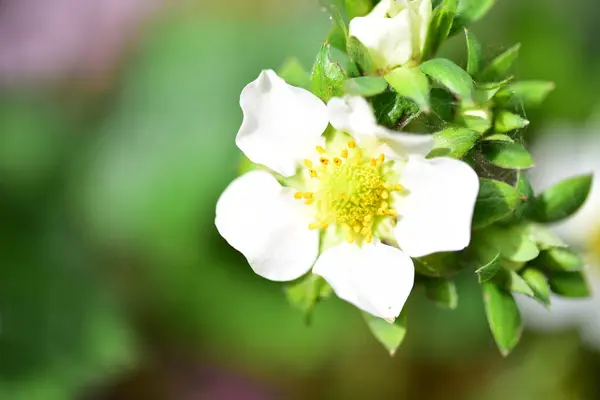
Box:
[285, 274, 332, 321]
[363, 312, 407, 356]
[428, 127, 480, 159]
[529, 174, 593, 223]
[460, 108, 492, 133]
[345, 0, 373, 18]
[482, 283, 522, 357]
[320, 0, 350, 51]
[278, 58, 311, 89]
[450, 0, 495, 34]
[481, 225, 540, 263]
[424, 278, 458, 309]
[494, 110, 530, 133]
[421, 58, 474, 101]
[515, 171, 534, 219]
[521, 267, 550, 306]
[536, 248, 584, 272]
[473, 179, 520, 229]
[347, 36, 378, 75]
[372, 91, 420, 127]
[475, 253, 501, 283]
[479, 44, 521, 82]
[483, 134, 514, 143]
[385, 66, 430, 111]
[548, 271, 590, 298]
[311, 44, 353, 101]
[482, 142, 534, 169]
[422, 0, 458, 60]
[495, 80, 556, 108]
[525, 224, 567, 250]
[413, 252, 462, 277]
[465, 30, 483, 76]
[343, 76, 388, 96]
[494, 268, 534, 297]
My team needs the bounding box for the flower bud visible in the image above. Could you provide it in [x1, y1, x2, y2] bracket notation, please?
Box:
[349, 0, 432, 72]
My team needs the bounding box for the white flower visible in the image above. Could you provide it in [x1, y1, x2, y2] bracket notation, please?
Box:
[215, 70, 479, 320]
[517, 124, 600, 350]
[349, 0, 432, 71]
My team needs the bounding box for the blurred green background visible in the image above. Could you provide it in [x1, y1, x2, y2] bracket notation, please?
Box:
[1, 1, 599, 399]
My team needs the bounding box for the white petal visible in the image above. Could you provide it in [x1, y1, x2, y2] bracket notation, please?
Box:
[375, 127, 434, 157]
[349, 9, 414, 69]
[327, 96, 377, 137]
[236, 70, 328, 177]
[313, 241, 414, 320]
[215, 170, 319, 281]
[327, 96, 433, 157]
[394, 156, 479, 257]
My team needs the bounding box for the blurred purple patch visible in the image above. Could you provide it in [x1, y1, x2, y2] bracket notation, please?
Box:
[170, 364, 279, 400]
[0, 0, 164, 86]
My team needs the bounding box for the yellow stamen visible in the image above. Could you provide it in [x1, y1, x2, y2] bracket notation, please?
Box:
[304, 198, 314, 205]
[310, 169, 318, 178]
[394, 184, 403, 191]
[304, 159, 313, 168]
[381, 191, 389, 199]
[348, 140, 356, 149]
[316, 146, 326, 154]
[386, 209, 398, 217]
[370, 158, 377, 166]
[365, 233, 373, 243]
[308, 222, 320, 230]
[303, 192, 313, 199]
[333, 157, 342, 166]
[319, 157, 329, 166]
[294, 192, 303, 199]
[346, 232, 354, 243]
[353, 225, 361, 233]
[378, 154, 385, 164]
[341, 149, 348, 158]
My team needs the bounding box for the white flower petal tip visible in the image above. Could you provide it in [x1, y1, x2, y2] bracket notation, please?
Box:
[349, 0, 432, 70]
[215, 170, 319, 282]
[395, 156, 480, 258]
[313, 241, 415, 320]
[236, 70, 328, 177]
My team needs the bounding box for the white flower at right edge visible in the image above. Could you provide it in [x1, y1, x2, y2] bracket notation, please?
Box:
[349, 0, 432, 71]
[517, 123, 600, 350]
[215, 70, 479, 321]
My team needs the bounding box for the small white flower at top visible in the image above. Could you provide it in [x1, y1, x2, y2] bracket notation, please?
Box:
[349, 0, 432, 71]
[215, 70, 479, 321]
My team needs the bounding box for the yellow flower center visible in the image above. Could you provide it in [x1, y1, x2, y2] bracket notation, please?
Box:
[294, 140, 403, 244]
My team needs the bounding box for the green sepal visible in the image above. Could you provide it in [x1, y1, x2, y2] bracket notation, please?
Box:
[385, 66, 431, 112]
[363, 311, 407, 356]
[478, 43, 521, 82]
[278, 57, 311, 90]
[482, 282, 522, 357]
[311, 44, 358, 102]
[421, 58, 474, 102]
[422, 0, 458, 60]
[423, 277, 458, 309]
[536, 247, 584, 272]
[494, 110, 529, 133]
[465, 29, 483, 76]
[520, 267, 551, 306]
[481, 141, 534, 169]
[528, 174, 593, 223]
[548, 271, 590, 299]
[285, 274, 333, 323]
[428, 127, 480, 159]
[347, 37, 378, 75]
[450, 0, 496, 35]
[472, 179, 520, 229]
[343, 76, 388, 97]
[495, 80, 555, 109]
